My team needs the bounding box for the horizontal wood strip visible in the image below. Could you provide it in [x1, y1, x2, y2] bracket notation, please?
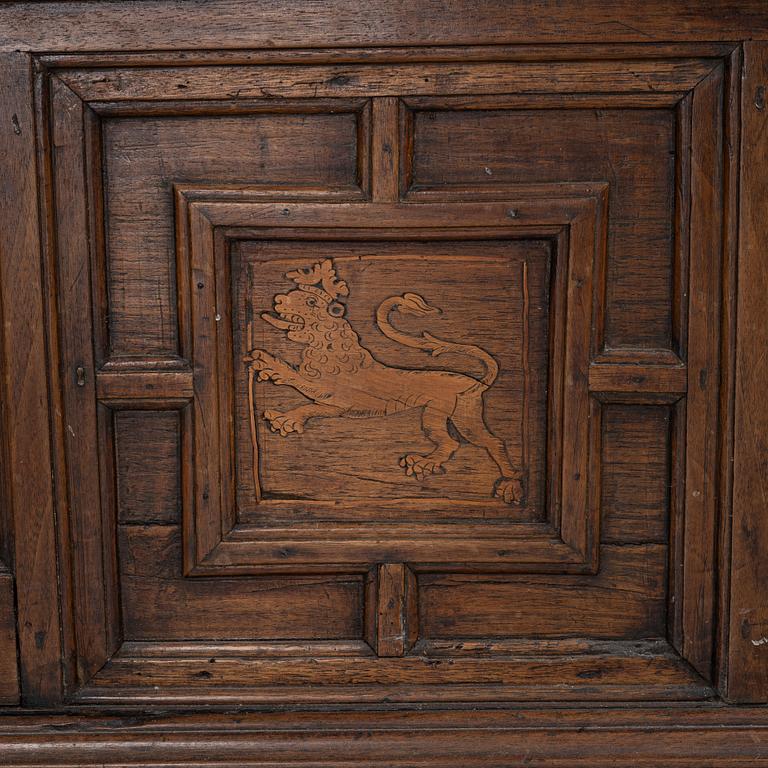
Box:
[419, 544, 667, 639]
[118, 640, 374, 658]
[3, 717, 768, 766]
[1, 3, 763, 52]
[57, 60, 719, 102]
[38, 43, 739, 68]
[589, 363, 687, 394]
[96, 369, 193, 405]
[0, 705, 767, 731]
[119, 526, 364, 642]
[83, 652, 705, 690]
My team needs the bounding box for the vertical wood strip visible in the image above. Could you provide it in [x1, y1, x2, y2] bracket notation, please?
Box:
[726, 41, 768, 702]
[187, 205, 225, 568]
[668, 92, 693, 656]
[0, 573, 19, 703]
[683, 64, 724, 680]
[371, 97, 400, 202]
[376, 563, 417, 657]
[520, 260, 530, 486]
[558, 208, 599, 559]
[50, 77, 114, 685]
[0, 53, 63, 703]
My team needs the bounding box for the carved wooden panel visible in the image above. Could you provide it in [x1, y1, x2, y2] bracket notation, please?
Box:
[0, 40, 747, 713]
[177, 195, 600, 572]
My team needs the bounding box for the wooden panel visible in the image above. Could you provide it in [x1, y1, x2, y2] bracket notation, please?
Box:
[0, 574, 19, 704]
[235, 238, 550, 511]
[419, 545, 667, 639]
[0, 34, 747, 718]
[1, 4, 766, 52]
[58, 60, 717, 102]
[375, 563, 417, 657]
[2, 709, 768, 766]
[178, 195, 602, 572]
[49, 75, 116, 684]
[78, 649, 706, 704]
[118, 526, 364, 640]
[682, 64, 724, 680]
[601, 405, 671, 544]
[408, 106, 676, 350]
[2, 707, 768, 767]
[115, 411, 181, 525]
[103, 107, 365, 357]
[726, 41, 768, 703]
[0, 52, 63, 704]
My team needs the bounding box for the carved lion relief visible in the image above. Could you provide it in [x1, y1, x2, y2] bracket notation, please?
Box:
[244, 258, 529, 505]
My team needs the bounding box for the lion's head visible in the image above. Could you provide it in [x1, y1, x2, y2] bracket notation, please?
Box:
[260, 259, 372, 378]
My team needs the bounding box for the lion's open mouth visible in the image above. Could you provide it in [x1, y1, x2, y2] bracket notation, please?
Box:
[261, 311, 305, 331]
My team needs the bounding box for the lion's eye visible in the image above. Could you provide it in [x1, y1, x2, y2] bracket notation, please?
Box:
[328, 302, 345, 318]
[306, 297, 317, 306]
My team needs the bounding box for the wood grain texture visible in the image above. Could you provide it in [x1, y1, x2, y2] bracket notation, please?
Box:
[726, 41, 768, 703]
[118, 526, 364, 641]
[0, 3, 766, 52]
[682, 64, 724, 681]
[418, 544, 667, 639]
[75, 652, 707, 705]
[48, 75, 115, 685]
[0, 708, 767, 766]
[0, 2, 761, 738]
[600, 405, 671, 544]
[178, 195, 602, 573]
[102, 106, 364, 357]
[115, 412, 181, 525]
[57, 60, 718, 103]
[375, 563, 417, 657]
[407, 104, 676, 350]
[0, 52, 63, 704]
[0, 574, 19, 704]
[0, 710, 767, 766]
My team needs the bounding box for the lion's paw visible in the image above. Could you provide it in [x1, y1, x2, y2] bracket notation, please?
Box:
[246, 350, 289, 383]
[399, 454, 447, 481]
[494, 475, 524, 505]
[264, 409, 305, 437]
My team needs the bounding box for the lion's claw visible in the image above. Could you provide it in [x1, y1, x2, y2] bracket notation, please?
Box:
[264, 409, 305, 437]
[494, 475, 524, 505]
[399, 454, 447, 481]
[247, 350, 291, 384]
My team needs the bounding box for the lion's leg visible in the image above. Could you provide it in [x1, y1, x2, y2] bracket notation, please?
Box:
[399, 405, 460, 480]
[245, 350, 326, 401]
[264, 403, 344, 436]
[450, 394, 524, 505]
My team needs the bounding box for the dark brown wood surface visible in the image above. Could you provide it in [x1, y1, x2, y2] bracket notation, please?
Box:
[0, 51, 63, 705]
[1, 2, 768, 51]
[0, 3, 766, 764]
[726, 40, 768, 703]
[0, 574, 18, 704]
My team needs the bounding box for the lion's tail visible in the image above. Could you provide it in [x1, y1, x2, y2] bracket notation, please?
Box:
[375, 294, 499, 386]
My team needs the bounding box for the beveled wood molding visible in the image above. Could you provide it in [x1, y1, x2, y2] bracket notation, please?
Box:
[0, 34, 761, 721]
[175, 191, 606, 575]
[0, 708, 767, 766]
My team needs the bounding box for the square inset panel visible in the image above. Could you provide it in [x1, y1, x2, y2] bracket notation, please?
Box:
[232, 238, 551, 521]
[177, 194, 605, 573]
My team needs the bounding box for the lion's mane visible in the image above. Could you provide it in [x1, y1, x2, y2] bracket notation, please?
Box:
[298, 316, 373, 379]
